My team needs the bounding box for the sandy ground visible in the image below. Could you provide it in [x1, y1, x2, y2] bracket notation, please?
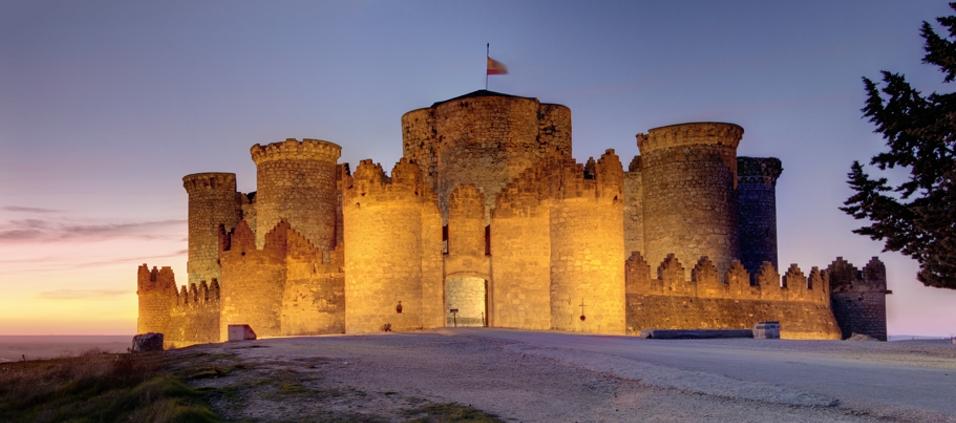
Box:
[176, 329, 956, 422]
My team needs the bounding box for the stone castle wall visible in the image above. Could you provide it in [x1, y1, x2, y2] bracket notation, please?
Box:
[401, 91, 572, 216]
[136, 265, 221, 348]
[737, 157, 783, 273]
[625, 252, 843, 339]
[343, 159, 432, 333]
[136, 265, 177, 337]
[251, 138, 341, 249]
[549, 151, 626, 334]
[637, 122, 743, 276]
[829, 257, 891, 341]
[490, 166, 552, 330]
[182, 172, 240, 284]
[138, 90, 889, 344]
[623, 156, 644, 258]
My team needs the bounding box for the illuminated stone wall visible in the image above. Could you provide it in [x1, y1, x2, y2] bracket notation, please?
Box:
[182, 172, 240, 284]
[490, 169, 552, 330]
[623, 156, 644, 257]
[251, 138, 340, 249]
[401, 90, 572, 215]
[343, 159, 425, 333]
[167, 281, 221, 348]
[219, 221, 287, 339]
[136, 265, 177, 338]
[624, 252, 842, 339]
[637, 122, 742, 276]
[549, 151, 626, 334]
[137, 90, 889, 343]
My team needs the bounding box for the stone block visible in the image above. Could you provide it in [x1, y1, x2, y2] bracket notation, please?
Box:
[228, 324, 257, 341]
[131, 332, 164, 352]
[753, 321, 781, 339]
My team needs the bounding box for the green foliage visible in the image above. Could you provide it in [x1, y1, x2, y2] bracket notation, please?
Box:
[843, 3, 956, 288]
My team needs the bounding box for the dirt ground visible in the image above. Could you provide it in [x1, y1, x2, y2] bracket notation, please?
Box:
[174, 329, 956, 422]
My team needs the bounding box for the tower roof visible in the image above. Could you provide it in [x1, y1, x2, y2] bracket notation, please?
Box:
[431, 89, 538, 107]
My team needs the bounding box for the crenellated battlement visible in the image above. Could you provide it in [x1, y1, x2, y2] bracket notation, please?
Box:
[738, 157, 783, 186]
[828, 257, 888, 292]
[137, 88, 887, 344]
[345, 158, 432, 204]
[137, 264, 177, 293]
[250, 138, 342, 165]
[637, 122, 743, 154]
[551, 150, 624, 201]
[173, 279, 221, 308]
[625, 251, 830, 304]
[182, 172, 237, 195]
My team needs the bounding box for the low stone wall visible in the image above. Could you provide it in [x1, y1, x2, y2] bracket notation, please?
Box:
[626, 294, 840, 339]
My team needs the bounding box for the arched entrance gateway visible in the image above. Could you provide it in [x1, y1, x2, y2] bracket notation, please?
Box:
[444, 275, 488, 327]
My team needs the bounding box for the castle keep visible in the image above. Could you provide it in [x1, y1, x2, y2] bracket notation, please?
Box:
[137, 90, 890, 346]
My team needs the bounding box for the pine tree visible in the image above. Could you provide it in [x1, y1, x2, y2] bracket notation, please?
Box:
[842, 4, 956, 289]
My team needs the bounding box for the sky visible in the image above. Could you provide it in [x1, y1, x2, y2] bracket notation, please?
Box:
[0, 1, 953, 336]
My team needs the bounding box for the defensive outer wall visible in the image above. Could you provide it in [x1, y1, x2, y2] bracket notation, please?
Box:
[137, 89, 890, 347]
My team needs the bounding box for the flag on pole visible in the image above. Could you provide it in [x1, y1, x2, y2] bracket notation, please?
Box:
[487, 56, 508, 75]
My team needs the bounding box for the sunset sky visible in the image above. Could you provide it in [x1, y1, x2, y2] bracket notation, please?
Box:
[1, 1, 954, 336]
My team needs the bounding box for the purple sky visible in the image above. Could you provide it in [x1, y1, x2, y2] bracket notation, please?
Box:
[1, 1, 953, 336]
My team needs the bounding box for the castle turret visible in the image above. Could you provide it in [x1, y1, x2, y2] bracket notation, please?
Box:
[182, 172, 240, 284]
[343, 159, 430, 333]
[737, 157, 782, 274]
[137, 264, 177, 336]
[637, 122, 743, 276]
[251, 138, 341, 249]
[401, 90, 572, 217]
[548, 150, 626, 334]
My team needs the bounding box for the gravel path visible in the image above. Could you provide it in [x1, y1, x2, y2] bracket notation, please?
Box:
[178, 329, 956, 422]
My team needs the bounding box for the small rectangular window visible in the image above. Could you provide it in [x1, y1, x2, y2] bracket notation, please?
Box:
[484, 225, 491, 256]
[442, 225, 449, 255]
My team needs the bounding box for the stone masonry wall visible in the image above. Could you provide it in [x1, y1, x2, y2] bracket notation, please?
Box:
[829, 257, 890, 341]
[638, 122, 742, 276]
[183, 172, 240, 284]
[625, 252, 841, 339]
[490, 169, 552, 330]
[251, 138, 341, 250]
[401, 91, 572, 217]
[623, 156, 644, 257]
[167, 281, 221, 348]
[219, 220, 287, 339]
[737, 157, 782, 274]
[549, 151, 626, 334]
[281, 245, 345, 336]
[136, 265, 177, 337]
[344, 159, 425, 333]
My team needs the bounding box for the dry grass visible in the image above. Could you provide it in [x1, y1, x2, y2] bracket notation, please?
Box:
[0, 349, 218, 423]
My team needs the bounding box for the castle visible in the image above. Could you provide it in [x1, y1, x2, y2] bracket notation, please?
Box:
[137, 90, 891, 347]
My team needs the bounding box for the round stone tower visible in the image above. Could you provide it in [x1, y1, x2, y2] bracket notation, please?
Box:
[401, 90, 572, 217]
[251, 138, 341, 249]
[736, 157, 783, 274]
[637, 122, 743, 275]
[182, 172, 240, 284]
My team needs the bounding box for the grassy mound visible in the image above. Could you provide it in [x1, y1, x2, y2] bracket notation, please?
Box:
[0, 350, 218, 423]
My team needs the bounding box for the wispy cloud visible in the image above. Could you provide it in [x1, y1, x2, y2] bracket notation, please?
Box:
[0, 249, 188, 274]
[36, 289, 132, 300]
[0, 218, 185, 243]
[2, 206, 60, 213]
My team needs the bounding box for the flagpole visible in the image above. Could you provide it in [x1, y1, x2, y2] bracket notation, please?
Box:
[485, 43, 489, 90]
